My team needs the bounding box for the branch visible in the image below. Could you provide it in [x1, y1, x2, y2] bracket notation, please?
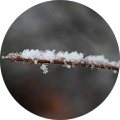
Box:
[8, 56, 119, 71]
[2, 49, 120, 74]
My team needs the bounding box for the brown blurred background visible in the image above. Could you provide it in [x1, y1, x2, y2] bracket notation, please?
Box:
[0, 0, 119, 119]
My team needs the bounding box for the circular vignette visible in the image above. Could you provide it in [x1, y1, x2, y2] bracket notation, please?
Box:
[0, 0, 120, 119]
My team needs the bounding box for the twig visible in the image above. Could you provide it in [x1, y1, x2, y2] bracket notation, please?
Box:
[8, 56, 119, 71]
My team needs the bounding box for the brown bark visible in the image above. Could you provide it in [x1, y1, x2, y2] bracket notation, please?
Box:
[8, 56, 119, 71]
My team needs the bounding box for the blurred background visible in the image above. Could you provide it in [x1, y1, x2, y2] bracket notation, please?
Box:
[0, 0, 120, 119]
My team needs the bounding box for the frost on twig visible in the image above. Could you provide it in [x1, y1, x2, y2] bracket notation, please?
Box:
[2, 49, 120, 74]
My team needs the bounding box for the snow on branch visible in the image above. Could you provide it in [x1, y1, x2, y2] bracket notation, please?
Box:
[2, 49, 120, 74]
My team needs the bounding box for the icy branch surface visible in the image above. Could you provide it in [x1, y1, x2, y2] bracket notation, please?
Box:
[2, 49, 120, 74]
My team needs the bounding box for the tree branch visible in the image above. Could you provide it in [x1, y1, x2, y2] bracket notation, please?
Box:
[8, 56, 119, 71]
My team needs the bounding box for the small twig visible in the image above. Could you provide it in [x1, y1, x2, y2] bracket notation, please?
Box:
[8, 56, 119, 71]
[2, 49, 119, 74]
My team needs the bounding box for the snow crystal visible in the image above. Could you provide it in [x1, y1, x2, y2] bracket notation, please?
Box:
[83, 55, 109, 65]
[2, 49, 84, 62]
[83, 55, 120, 68]
[56, 51, 84, 62]
[2, 56, 5, 59]
[40, 64, 48, 74]
[66, 65, 71, 69]
[91, 65, 95, 70]
[34, 60, 38, 64]
[2, 52, 19, 59]
[63, 63, 71, 69]
[113, 70, 118, 74]
[71, 63, 75, 68]
[110, 60, 120, 68]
